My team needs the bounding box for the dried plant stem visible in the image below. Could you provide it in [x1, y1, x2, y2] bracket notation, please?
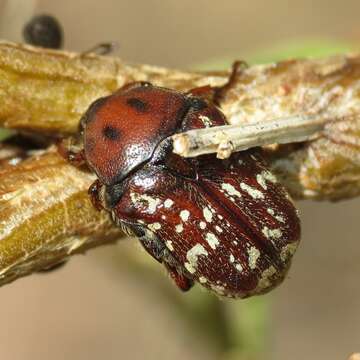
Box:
[0, 148, 122, 286]
[0, 41, 359, 286]
[172, 113, 328, 159]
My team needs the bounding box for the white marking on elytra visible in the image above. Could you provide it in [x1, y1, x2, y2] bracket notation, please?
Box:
[262, 226, 283, 240]
[148, 222, 161, 231]
[199, 221, 207, 230]
[233, 240, 238, 245]
[229, 254, 235, 263]
[280, 242, 298, 262]
[210, 284, 225, 295]
[180, 209, 190, 222]
[264, 170, 277, 183]
[215, 225, 223, 233]
[257, 170, 277, 190]
[217, 214, 223, 220]
[205, 232, 220, 249]
[199, 115, 212, 128]
[240, 182, 265, 199]
[276, 215, 285, 223]
[203, 207, 213, 223]
[199, 276, 208, 284]
[161, 215, 166, 220]
[267, 208, 285, 223]
[175, 224, 184, 233]
[221, 182, 242, 198]
[130, 193, 160, 214]
[255, 266, 277, 292]
[184, 263, 196, 274]
[164, 199, 174, 208]
[247, 246, 261, 269]
[235, 263, 243, 272]
[256, 173, 268, 190]
[166, 240, 174, 251]
[185, 244, 208, 274]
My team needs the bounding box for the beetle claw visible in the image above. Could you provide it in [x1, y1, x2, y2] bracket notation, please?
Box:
[187, 60, 248, 107]
[165, 263, 194, 291]
[57, 138, 86, 167]
[88, 180, 104, 211]
[214, 60, 248, 106]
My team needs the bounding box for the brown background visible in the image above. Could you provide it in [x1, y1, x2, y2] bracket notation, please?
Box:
[0, 0, 359, 359]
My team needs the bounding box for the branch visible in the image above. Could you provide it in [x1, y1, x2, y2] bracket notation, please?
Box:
[0, 41, 359, 286]
[0, 147, 122, 285]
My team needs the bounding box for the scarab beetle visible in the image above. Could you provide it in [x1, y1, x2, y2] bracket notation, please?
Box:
[63, 67, 301, 298]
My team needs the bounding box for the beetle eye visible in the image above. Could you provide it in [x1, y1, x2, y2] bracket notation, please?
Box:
[188, 97, 207, 111]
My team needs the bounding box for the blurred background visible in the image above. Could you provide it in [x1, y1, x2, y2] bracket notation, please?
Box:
[0, 0, 359, 359]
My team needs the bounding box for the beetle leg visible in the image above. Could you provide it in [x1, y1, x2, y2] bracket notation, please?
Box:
[141, 237, 194, 291]
[213, 60, 248, 105]
[187, 60, 248, 106]
[57, 137, 86, 167]
[132, 224, 194, 291]
[88, 179, 105, 211]
[81, 42, 118, 56]
[141, 238, 194, 292]
[164, 263, 194, 291]
[131, 225, 165, 263]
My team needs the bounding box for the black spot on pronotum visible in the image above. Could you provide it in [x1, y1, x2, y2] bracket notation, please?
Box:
[103, 126, 120, 140]
[126, 98, 149, 112]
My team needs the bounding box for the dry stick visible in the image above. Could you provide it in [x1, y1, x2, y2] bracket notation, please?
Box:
[0, 42, 359, 287]
[172, 114, 328, 159]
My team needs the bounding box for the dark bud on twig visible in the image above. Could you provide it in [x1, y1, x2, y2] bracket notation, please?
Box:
[23, 14, 63, 49]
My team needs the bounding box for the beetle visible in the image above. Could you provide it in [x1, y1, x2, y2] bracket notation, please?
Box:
[62, 63, 301, 298]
